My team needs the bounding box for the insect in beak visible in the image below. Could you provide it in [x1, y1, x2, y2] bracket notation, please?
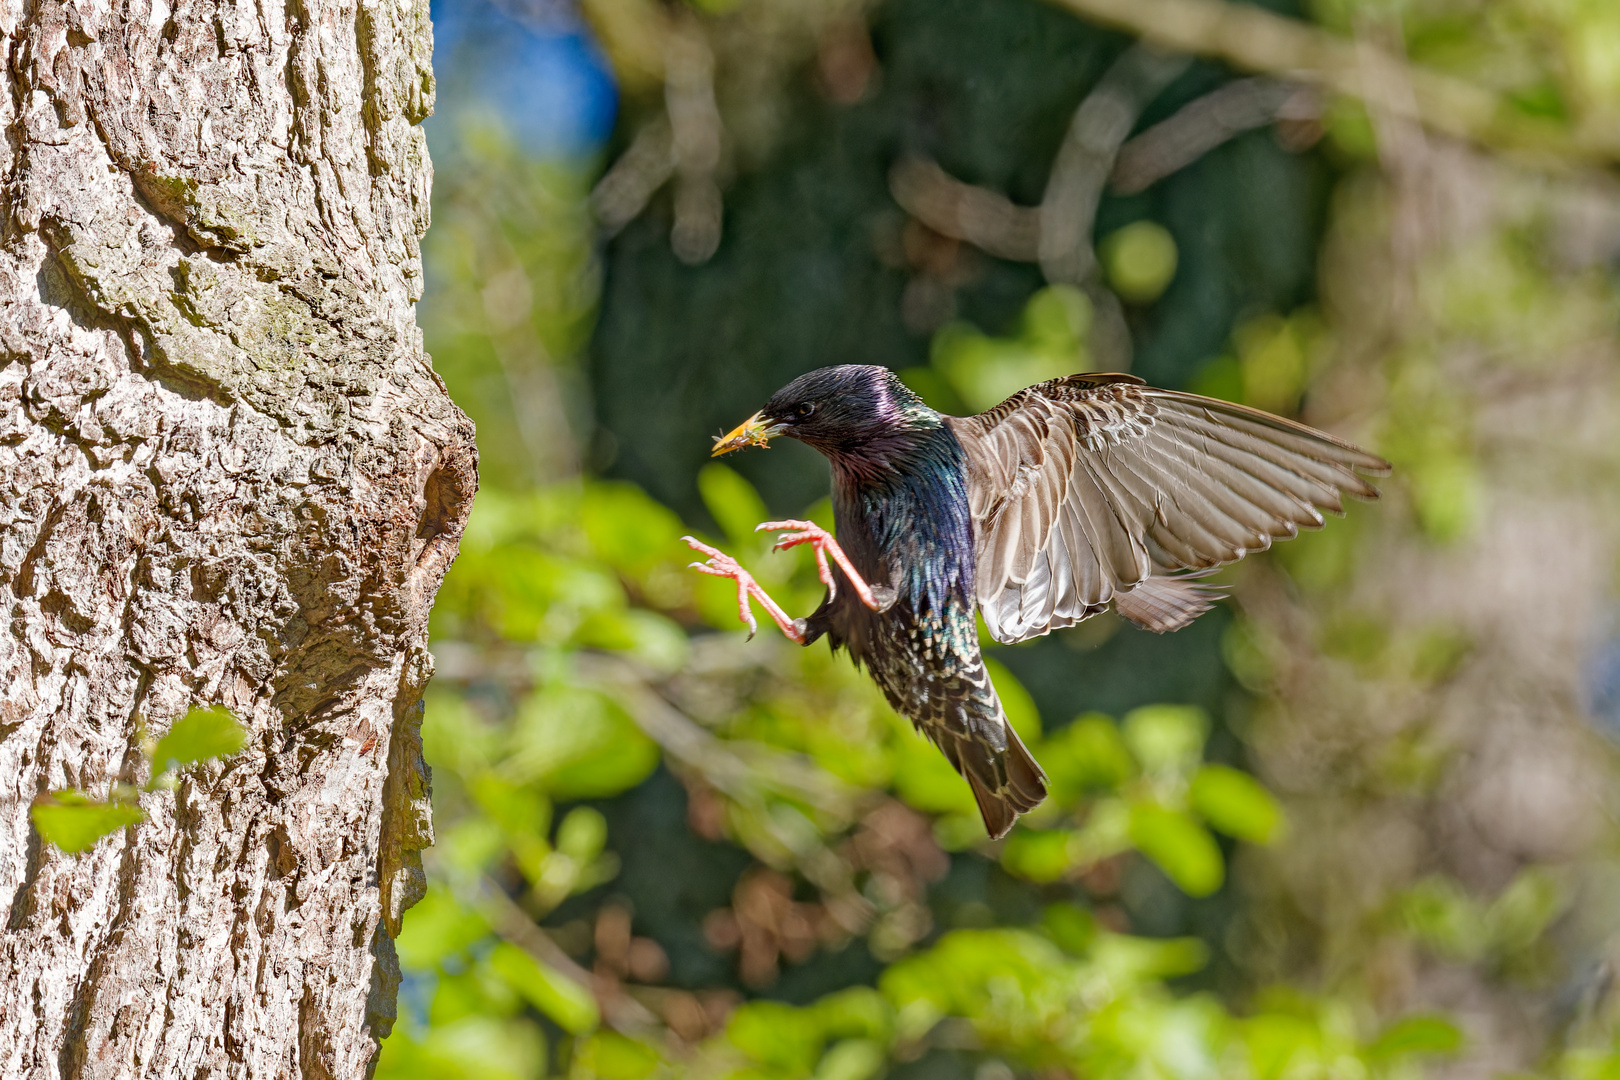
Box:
[711, 411, 787, 457]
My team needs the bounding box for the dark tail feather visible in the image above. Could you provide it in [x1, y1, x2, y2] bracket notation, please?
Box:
[963, 722, 1048, 840]
[1114, 572, 1227, 634]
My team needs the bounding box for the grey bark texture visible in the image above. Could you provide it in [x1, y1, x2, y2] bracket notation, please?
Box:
[0, 0, 474, 1075]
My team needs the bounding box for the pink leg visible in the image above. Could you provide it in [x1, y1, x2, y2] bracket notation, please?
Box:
[682, 537, 806, 644]
[755, 520, 882, 611]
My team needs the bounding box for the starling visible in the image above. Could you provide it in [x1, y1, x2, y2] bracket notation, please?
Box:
[685, 366, 1389, 838]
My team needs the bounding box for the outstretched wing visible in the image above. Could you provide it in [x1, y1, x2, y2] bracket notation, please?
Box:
[944, 373, 1390, 644]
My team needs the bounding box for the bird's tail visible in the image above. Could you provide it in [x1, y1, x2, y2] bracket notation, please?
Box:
[960, 718, 1048, 840]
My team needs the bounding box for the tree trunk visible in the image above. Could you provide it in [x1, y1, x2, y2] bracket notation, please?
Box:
[0, 0, 473, 1075]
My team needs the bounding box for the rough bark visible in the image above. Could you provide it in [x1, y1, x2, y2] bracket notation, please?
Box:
[0, 0, 473, 1075]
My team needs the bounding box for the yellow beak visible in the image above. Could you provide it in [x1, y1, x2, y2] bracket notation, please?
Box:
[711, 411, 786, 457]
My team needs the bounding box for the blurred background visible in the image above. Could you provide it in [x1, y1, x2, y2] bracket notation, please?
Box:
[378, 0, 1620, 1076]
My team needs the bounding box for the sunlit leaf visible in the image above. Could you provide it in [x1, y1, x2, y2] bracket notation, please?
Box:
[1121, 705, 1209, 777]
[31, 791, 146, 853]
[556, 806, 609, 863]
[487, 941, 600, 1034]
[1369, 1014, 1463, 1059]
[1128, 805, 1224, 897]
[581, 481, 688, 577]
[1089, 933, 1209, 982]
[1189, 764, 1284, 844]
[1038, 713, 1138, 801]
[373, 1014, 546, 1080]
[727, 1000, 825, 1073]
[890, 728, 979, 818]
[1000, 829, 1076, 883]
[813, 987, 892, 1041]
[698, 463, 771, 549]
[394, 885, 493, 971]
[1101, 220, 1178, 304]
[812, 1039, 886, 1080]
[574, 608, 690, 672]
[506, 682, 659, 799]
[572, 1031, 660, 1080]
[152, 705, 247, 777]
[1241, 1013, 1319, 1080]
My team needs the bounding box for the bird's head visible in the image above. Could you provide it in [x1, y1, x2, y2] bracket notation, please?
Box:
[711, 365, 937, 459]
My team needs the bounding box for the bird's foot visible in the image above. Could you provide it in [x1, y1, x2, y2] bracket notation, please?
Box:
[755, 519, 883, 611]
[682, 536, 806, 644]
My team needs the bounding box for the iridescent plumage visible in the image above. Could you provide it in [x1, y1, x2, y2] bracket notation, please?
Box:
[693, 365, 1388, 838]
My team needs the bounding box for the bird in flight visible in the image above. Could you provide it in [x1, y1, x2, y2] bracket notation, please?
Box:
[684, 366, 1388, 839]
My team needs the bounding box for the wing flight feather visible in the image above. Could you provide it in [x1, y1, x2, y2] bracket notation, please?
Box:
[946, 374, 1390, 644]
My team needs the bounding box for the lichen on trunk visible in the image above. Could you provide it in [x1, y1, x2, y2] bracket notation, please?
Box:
[0, 0, 472, 1075]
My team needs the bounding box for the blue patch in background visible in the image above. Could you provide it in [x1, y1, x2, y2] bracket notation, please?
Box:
[429, 0, 618, 160]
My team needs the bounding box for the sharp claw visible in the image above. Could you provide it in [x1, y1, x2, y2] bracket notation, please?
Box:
[681, 534, 806, 642]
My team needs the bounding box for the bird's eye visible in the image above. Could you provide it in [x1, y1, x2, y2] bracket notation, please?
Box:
[793, 403, 815, 420]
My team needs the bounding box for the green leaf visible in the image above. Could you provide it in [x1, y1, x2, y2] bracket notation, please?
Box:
[1189, 764, 1285, 844]
[812, 1039, 886, 1080]
[1122, 705, 1209, 776]
[1129, 805, 1224, 897]
[1401, 876, 1486, 961]
[394, 884, 493, 971]
[469, 773, 552, 839]
[727, 1000, 825, 1073]
[374, 1014, 546, 1080]
[506, 683, 660, 800]
[556, 806, 609, 863]
[1040, 903, 1097, 956]
[31, 791, 146, 853]
[890, 728, 979, 818]
[1486, 867, 1564, 953]
[1037, 714, 1138, 801]
[581, 481, 688, 576]
[1242, 1013, 1317, 1080]
[698, 463, 771, 549]
[1369, 1014, 1463, 1059]
[1409, 453, 1483, 543]
[813, 987, 892, 1041]
[574, 608, 690, 673]
[1000, 829, 1076, 883]
[487, 941, 600, 1034]
[1101, 220, 1179, 304]
[572, 1032, 660, 1080]
[152, 705, 247, 777]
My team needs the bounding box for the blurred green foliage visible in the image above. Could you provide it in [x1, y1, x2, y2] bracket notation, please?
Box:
[382, 0, 1620, 1074]
[381, 471, 1453, 1079]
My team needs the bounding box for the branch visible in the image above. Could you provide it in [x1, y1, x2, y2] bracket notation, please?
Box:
[591, 118, 674, 235]
[1039, 45, 1189, 368]
[1037, 45, 1189, 285]
[574, 652, 863, 818]
[888, 157, 1040, 262]
[1042, 0, 1620, 166]
[477, 876, 666, 1038]
[1111, 78, 1317, 194]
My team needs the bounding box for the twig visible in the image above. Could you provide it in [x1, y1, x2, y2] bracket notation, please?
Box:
[477, 875, 666, 1038]
[1039, 44, 1190, 368]
[1111, 78, 1316, 194]
[573, 652, 862, 817]
[888, 158, 1041, 262]
[1042, 0, 1620, 167]
[591, 118, 674, 234]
